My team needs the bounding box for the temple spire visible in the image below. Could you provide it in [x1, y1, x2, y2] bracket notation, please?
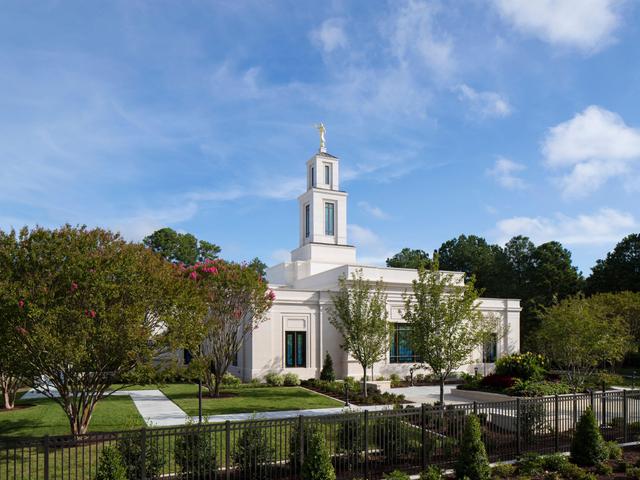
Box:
[315, 123, 326, 153]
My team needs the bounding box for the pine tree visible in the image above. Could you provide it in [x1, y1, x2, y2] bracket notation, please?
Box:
[320, 352, 336, 381]
[570, 407, 607, 466]
[455, 415, 490, 480]
[301, 430, 336, 480]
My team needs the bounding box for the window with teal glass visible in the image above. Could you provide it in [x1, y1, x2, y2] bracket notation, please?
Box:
[305, 204, 310, 238]
[483, 333, 497, 363]
[324, 164, 330, 184]
[390, 323, 420, 363]
[325, 202, 335, 235]
[285, 331, 306, 367]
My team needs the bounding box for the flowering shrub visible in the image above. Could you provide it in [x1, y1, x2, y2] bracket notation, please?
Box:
[506, 379, 572, 397]
[479, 373, 516, 390]
[495, 352, 547, 381]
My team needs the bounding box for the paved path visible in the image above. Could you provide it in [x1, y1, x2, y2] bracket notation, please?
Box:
[20, 388, 402, 427]
[380, 384, 474, 405]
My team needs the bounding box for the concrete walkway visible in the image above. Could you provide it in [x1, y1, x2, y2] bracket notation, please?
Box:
[380, 384, 473, 405]
[20, 388, 402, 427]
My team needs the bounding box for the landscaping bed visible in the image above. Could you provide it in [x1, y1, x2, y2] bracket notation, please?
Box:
[301, 379, 409, 405]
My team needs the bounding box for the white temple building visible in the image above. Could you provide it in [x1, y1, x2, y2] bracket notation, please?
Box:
[230, 136, 521, 381]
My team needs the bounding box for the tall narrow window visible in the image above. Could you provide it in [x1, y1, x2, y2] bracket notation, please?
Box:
[310, 167, 316, 187]
[324, 164, 331, 185]
[285, 331, 306, 367]
[390, 323, 420, 363]
[305, 204, 310, 238]
[483, 333, 498, 363]
[325, 202, 335, 236]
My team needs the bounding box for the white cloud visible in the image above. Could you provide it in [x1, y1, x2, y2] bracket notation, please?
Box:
[456, 84, 512, 118]
[487, 157, 526, 189]
[542, 105, 640, 197]
[494, 208, 637, 245]
[493, 0, 624, 53]
[389, 0, 455, 78]
[358, 201, 390, 219]
[347, 224, 394, 265]
[309, 18, 348, 53]
[188, 176, 306, 202]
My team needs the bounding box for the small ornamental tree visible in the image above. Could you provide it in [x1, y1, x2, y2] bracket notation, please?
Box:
[320, 352, 336, 381]
[95, 446, 127, 480]
[184, 260, 274, 397]
[404, 258, 500, 404]
[570, 407, 607, 466]
[12, 225, 203, 435]
[0, 229, 27, 409]
[329, 270, 389, 398]
[455, 414, 490, 480]
[535, 295, 632, 391]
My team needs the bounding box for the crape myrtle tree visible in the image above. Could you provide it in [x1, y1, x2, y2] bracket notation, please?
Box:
[183, 259, 274, 397]
[534, 295, 632, 391]
[404, 258, 500, 405]
[13, 225, 203, 435]
[0, 230, 27, 409]
[329, 270, 389, 398]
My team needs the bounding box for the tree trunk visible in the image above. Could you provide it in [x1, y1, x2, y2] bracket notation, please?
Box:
[0, 376, 17, 410]
[213, 376, 222, 397]
[362, 365, 367, 398]
[2, 388, 14, 410]
[439, 377, 445, 405]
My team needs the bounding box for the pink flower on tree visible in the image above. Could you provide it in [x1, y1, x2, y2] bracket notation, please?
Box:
[15, 326, 28, 336]
[266, 289, 276, 301]
[189, 271, 198, 280]
[70, 282, 78, 293]
[18, 299, 25, 309]
[86, 310, 96, 318]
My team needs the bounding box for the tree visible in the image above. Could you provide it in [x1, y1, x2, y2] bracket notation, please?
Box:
[12, 225, 202, 434]
[301, 430, 336, 480]
[248, 257, 268, 278]
[570, 407, 607, 466]
[534, 295, 632, 391]
[403, 259, 498, 404]
[587, 292, 640, 350]
[320, 351, 336, 381]
[329, 270, 389, 398]
[185, 260, 274, 397]
[0, 230, 27, 409]
[143, 227, 221, 266]
[437, 235, 508, 298]
[587, 233, 640, 294]
[386, 248, 432, 269]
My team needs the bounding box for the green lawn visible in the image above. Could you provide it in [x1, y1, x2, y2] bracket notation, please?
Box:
[161, 384, 342, 415]
[0, 394, 144, 437]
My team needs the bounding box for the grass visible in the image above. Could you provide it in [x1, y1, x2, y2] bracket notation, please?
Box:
[160, 384, 343, 416]
[0, 394, 144, 437]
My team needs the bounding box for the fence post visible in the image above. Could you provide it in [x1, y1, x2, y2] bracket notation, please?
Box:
[516, 398, 521, 456]
[624, 390, 629, 443]
[298, 415, 305, 469]
[554, 395, 560, 452]
[601, 384, 607, 428]
[363, 410, 369, 480]
[590, 389, 595, 411]
[225, 421, 231, 480]
[140, 427, 147, 480]
[421, 404, 427, 470]
[43, 435, 50, 480]
[573, 393, 578, 428]
[473, 401, 478, 415]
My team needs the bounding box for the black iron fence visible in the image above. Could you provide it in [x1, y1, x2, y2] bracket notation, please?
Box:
[2, 390, 640, 480]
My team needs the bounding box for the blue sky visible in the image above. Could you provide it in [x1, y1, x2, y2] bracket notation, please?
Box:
[1, 1, 639, 275]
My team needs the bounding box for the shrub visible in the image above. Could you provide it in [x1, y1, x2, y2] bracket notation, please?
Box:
[383, 470, 410, 480]
[233, 426, 274, 479]
[517, 452, 544, 477]
[250, 378, 261, 386]
[264, 372, 284, 386]
[541, 453, 570, 472]
[490, 463, 516, 478]
[174, 424, 217, 479]
[495, 352, 547, 381]
[301, 430, 336, 480]
[415, 373, 426, 383]
[95, 446, 127, 480]
[570, 407, 607, 466]
[586, 372, 625, 389]
[420, 465, 443, 480]
[479, 374, 517, 391]
[117, 430, 164, 480]
[344, 376, 359, 391]
[283, 373, 300, 386]
[337, 414, 363, 468]
[288, 420, 319, 470]
[456, 414, 490, 480]
[221, 372, 242, 387]
[595, 462, 613, 475]
[520, 401, 546, 439]
[557, 461, 588, 480]
[506, 379, 572, 397]
[605, 440, 623, 460]
[389, 373, 401, 383]
[320, 352, 336, 381]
